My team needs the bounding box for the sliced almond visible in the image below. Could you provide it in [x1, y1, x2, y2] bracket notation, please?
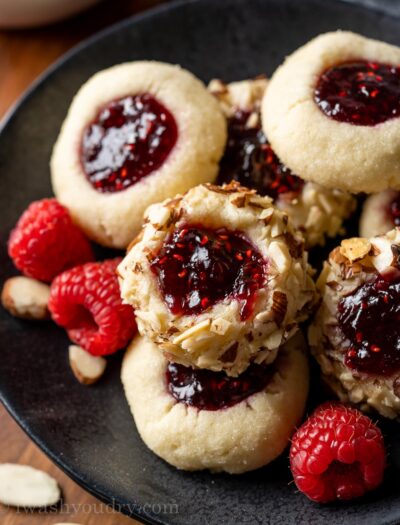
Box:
[210, 318, 231, 335]
[1, 276, 50, 320]
[172, 319, 211, 345]
[372, 237, 396, 274]
[269, 241, 290, 273]
[330, 246, 348, 265]
[0, 464, 60, 508]
[69, 345, 106, 385]
[271, 291, 288, 327]
[246, 111, 259, 128]
[339, 238, 371, 262]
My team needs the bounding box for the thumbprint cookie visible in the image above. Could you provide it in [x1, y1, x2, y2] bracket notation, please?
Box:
[121, 332, 309, 474]
[51, 61, 227, 248]
[118, 182, 315, 376]
[309, 228, 400, 418]
[262, 32, 400, 193]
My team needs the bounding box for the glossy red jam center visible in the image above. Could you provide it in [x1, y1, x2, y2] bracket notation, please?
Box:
[150, 225, 266, 320]
[315, 60, 400, 126]
[338, 273, 400, 376]
[166, 361, 274, 410]
[217, 111, 304, 200]
[387, 191, 400, 226]
[81, 94, 178, 192]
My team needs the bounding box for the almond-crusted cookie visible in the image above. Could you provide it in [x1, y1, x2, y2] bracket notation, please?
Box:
[360, 190, 400, 238]
[118, 182, 315, 376]
[209, 77, 356, 247]
[309, 228, 400, 418]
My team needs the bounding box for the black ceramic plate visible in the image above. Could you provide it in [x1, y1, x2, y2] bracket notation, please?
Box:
[1, 1, 400, 524]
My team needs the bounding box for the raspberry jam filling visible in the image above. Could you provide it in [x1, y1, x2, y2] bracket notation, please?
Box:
[150, 225, 266, 320]
[387, 191, 400, 226]
[338, 273, 400, 375]
[217, 111, 304, 200]
[315, 60, 400, 126]
[81, 94, 178, 192]
[166, 361, 274, 410]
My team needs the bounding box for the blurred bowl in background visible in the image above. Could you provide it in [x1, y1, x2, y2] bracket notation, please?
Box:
[0, 0, 102, 28]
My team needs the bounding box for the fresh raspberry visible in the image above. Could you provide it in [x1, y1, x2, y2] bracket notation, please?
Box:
[8, 198, 94, 282]
[48, 258, 137, 356]
[290, 402, 386, 503]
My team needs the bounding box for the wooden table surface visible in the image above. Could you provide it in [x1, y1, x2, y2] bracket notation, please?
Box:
[0, 1, 165, 523]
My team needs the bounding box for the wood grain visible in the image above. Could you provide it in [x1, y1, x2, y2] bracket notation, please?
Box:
[0, 1, 165, 523]
[0, 405, 137, 524]
[0, 0, 164, 119]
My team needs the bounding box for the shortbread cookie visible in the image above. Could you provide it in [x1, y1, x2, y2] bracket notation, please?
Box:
[360, 190, 400, 238]
[118, 182, 315, 376]
[209, 78, 356, 247]
[51, 61, 227, 248]
[309, 229, 400, 418]
[262, 31, 400, 193]
[121, 332, 309, 474]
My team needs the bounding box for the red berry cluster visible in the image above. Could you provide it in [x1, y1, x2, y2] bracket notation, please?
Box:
[7, 198, 136, 356]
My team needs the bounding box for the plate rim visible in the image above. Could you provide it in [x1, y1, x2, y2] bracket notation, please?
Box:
[0, 0, 390, 138]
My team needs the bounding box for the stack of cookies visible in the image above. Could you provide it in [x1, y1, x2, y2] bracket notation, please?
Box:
[118, 182, 315, 473]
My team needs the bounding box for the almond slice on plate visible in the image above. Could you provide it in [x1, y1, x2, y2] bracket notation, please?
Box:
[1, 276, 50, 320]
[69, 345, 106, 385]
[0, 464, 60, 508]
